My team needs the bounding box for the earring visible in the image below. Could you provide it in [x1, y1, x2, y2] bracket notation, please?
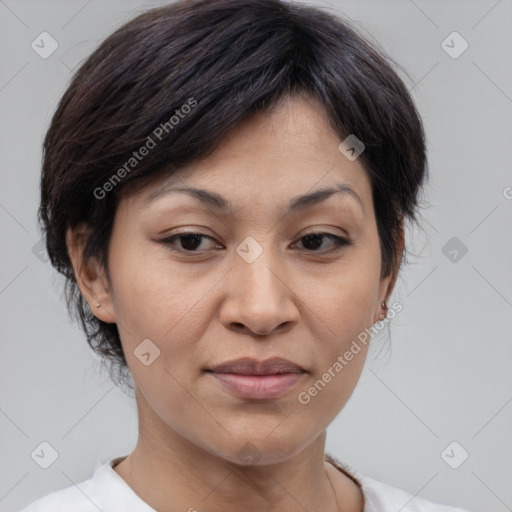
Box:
[379, 301, 387, 320]
[96, 303, 100, 308]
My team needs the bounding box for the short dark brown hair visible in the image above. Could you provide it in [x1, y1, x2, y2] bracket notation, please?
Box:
[39, 0, 428, 390]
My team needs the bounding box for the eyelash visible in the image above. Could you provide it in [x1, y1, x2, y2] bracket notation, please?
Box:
[159, 231, 352, 255]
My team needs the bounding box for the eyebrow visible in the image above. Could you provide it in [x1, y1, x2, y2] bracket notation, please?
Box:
[143, 182, 364, 215]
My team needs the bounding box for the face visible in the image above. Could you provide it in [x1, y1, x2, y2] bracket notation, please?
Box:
[72, 93, 398, 466]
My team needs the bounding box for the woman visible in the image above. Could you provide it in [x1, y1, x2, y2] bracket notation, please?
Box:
[20, 0, 471, 510]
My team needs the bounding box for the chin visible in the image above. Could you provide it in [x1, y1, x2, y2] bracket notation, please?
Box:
[206, 428, 315, 467]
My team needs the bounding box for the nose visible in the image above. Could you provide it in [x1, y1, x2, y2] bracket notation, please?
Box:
[219, 243, 299, 338]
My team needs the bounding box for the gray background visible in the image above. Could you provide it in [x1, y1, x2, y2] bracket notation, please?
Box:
[1, 0, 511, 510]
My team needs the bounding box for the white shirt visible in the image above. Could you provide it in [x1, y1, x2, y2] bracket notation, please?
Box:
[18, 454, 471, 512]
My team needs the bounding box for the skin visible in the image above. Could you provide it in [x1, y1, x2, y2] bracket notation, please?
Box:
[67, 92, 403, 512]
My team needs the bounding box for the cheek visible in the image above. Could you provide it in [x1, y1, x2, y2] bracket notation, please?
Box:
[294, 239, 381, 406]
[303, 243, 382, 344]
[108, 248, 209, 433]
[107, 244, 224, 424]
[108, 237, 207, 340]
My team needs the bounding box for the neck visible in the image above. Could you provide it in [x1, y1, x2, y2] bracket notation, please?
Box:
[113, 393, 363, 512]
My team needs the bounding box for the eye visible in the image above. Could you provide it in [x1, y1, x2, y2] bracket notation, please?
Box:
[294, 231, 351, 253]
[159, 232, 221, 252]
[159, 230, 352, 254]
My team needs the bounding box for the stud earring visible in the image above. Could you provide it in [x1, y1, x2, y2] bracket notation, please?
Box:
[379, 301, 387, 320]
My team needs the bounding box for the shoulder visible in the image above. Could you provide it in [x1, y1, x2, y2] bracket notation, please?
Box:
[17, 455, 155, 512]
[358, 474, 471, 512]
[325, 454, 471, 512]
[17, 475, 97, 512]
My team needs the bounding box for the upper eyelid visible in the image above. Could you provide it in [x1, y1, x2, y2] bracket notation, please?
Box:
[161, 229, 348, 240]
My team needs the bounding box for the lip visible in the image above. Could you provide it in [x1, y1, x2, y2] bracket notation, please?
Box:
[206, 357, 305, 375]
[205, 357, 306, 400]
[208, 372, 305, 400]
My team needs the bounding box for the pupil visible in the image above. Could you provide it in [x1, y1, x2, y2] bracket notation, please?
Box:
[303, 234, 323, 250]
[181, 234, 202, 251]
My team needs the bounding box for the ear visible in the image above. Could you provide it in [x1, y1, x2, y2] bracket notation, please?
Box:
[66, 223, 116, 324]
[373, 217, 405, 323]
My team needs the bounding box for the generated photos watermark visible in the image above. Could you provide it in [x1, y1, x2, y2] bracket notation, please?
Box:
[297, 300, 402, 405]
[93, 97, 198, 200]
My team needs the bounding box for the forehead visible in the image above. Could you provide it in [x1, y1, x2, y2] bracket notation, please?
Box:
[127, 93, 373, 213]
[186, 93, 361, 176]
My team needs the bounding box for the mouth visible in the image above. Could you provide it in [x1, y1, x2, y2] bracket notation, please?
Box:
[205, 357, 306, 400]
[206, 357, 306, 375]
